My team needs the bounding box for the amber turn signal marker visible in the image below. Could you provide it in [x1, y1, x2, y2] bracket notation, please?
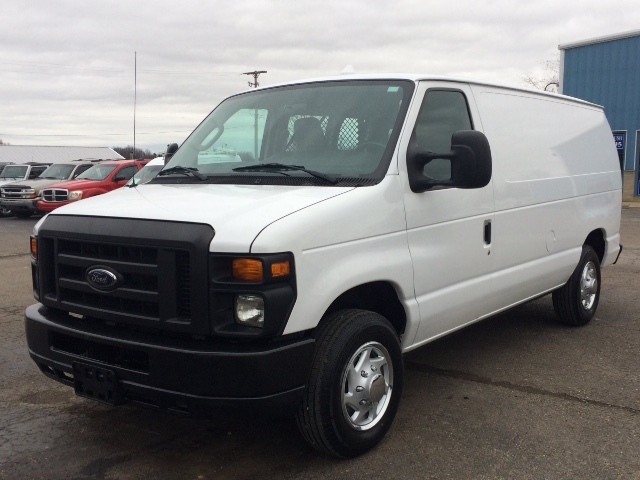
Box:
[271, 261, 290, 278]
[232, 258, 263, 282]
[30, 236, 38, 257]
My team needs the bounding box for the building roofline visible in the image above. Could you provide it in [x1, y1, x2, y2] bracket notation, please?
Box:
[559, 28, 640, 50]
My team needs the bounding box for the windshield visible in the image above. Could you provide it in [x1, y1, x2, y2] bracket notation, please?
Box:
[39, 164, 75, 180]
[158, 80, 413, 186]
[0, 165, 28, 179]
[126, 164, 163, 186]
[76, 164, 117, 181]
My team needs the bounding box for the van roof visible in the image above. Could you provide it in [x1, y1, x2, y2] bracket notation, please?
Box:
[243, 73, 602, 109]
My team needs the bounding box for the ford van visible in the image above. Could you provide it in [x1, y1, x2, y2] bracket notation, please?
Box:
[25, 75, 622, 458]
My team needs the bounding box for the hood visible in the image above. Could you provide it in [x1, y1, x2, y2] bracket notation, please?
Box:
[51, 183, 354, 252]
[2, 178, 72, 191]
[43, 178, 96, 190]
[0, 179, 24, 187]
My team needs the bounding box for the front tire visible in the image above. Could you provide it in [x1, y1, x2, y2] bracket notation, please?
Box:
[552, 245, 601, 326]
[296, 309, 403, 458]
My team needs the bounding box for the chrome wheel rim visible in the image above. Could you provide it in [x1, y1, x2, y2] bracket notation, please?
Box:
[341, 341, 393, 431]
[580, 260, 598, 310]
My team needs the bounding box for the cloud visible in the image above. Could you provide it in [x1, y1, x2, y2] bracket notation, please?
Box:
[1, 0, 639, 153]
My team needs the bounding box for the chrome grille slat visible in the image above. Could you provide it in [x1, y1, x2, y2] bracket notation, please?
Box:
[42, 189, 68, 202]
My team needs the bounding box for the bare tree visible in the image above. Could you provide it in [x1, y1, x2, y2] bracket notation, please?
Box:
[0, 139, 9, 145]
[521, 56, 560, 93]
[112, 145, 155, 159]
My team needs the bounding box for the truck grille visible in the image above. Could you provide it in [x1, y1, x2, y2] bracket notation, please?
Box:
[42, 189, 68, 202]
[37, 216, 213, 335]
[1, 186, 29, 199]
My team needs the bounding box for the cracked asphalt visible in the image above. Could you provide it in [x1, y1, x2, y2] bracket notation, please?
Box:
[1, 209, 639, 479]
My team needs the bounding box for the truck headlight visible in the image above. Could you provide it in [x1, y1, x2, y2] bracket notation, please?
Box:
[235, 294, 265, 328]
[68, 191, 83, 201]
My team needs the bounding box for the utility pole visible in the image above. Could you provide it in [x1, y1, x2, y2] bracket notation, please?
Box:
[242, 71, 267, 160]
[133, 51, 137, 159]
[242, 70, 267, 88]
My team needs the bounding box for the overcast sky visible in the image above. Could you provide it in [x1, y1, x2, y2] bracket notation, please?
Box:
[1, 0, 639, 154]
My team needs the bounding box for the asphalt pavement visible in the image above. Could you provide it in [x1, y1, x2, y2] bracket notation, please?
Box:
[1, 210, 639, 479]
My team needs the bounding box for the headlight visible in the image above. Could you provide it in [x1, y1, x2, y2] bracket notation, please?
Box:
[235, 294, 265, 328]
[68, 191, 83, 201]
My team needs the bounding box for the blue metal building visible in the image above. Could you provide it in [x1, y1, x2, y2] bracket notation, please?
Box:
[559, 29, 640, 198]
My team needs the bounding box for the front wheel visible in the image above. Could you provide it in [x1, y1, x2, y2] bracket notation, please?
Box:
[0, 206, 12, 217]
[296, 309, 403, 458]
[552, 245, 601, 326]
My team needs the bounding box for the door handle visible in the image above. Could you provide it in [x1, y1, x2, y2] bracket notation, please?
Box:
[484, 220, 492, 245]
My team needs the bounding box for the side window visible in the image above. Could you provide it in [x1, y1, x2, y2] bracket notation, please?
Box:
[72, 164, 92, 178]
[199, 108, 267, 163]
[414, 90, 473, 181]
[29, 166, 47, 179]
[116, 166, 136, 181]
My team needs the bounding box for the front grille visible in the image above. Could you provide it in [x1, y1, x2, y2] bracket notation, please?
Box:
[1, 186, 29, 199]
[57, 239, 161, 319]
[37, 216, 214, 335]
[42, 189, 68, 202]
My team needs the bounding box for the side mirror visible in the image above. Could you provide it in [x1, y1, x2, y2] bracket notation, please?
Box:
[407, 130, 492, 193]
[165, 143, 179, 163]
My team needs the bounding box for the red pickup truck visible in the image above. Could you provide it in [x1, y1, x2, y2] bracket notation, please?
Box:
[38, 159, 148, 213]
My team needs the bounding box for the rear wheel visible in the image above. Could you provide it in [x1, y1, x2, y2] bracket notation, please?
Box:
[296, 309, 403, 458]
[552, 245, 601, 326]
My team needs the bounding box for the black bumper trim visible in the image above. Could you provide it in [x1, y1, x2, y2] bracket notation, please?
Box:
[25, 303, 315, 411]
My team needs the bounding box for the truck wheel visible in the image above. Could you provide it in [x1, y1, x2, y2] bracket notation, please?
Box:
[0, 206, 11, 217]
[14, 211, 32, 219]
[296, 309, 403, 458]
[552, 245, 601, 326]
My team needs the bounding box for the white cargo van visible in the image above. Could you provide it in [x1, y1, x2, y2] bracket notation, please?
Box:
[26, 75, 622, 458]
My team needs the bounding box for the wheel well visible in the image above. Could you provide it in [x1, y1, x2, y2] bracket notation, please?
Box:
[584, 229, 605, 262]
[324, 281, 407, 336]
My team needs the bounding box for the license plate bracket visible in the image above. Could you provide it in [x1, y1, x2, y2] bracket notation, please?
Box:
[73, 361, 122, 406]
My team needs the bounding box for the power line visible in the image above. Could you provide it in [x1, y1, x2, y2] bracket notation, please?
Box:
[0, 59, 242, 78]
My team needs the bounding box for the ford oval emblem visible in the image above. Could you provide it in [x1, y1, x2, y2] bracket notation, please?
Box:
[86, 267, 120, 291]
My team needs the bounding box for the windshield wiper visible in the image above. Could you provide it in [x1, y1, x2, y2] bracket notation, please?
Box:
[156, 166, 207, 181]
[232, 163, 337, 184]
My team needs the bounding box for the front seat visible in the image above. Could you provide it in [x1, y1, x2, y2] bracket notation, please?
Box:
[291, 117, 326, 152]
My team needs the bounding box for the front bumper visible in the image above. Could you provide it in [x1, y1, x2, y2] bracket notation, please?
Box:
[25, 303, 315, 413]
[0, 198, 38, 212]
[36, 201, 68, 213]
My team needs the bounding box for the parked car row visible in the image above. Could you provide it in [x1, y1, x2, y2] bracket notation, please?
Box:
[0, 158, 161, 218]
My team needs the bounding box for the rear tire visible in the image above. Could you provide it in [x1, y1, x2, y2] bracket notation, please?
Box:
[552, 245, 601, 326]
[296, 309, 403, 458]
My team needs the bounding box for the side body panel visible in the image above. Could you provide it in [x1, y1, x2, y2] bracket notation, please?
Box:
[472, 85, 622, 311]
